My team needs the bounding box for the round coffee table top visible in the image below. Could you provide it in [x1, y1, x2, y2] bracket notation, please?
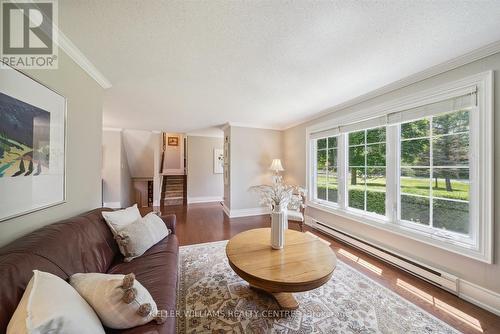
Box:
[226, 228, 336, 293]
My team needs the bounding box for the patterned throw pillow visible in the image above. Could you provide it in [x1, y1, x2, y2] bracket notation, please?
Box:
[115, 212, 170, 261]
[288, 194, 303, 211]
[70, 273, 166, 329]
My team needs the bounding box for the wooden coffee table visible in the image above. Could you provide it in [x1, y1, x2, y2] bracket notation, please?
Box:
[226, 228, 336, 309]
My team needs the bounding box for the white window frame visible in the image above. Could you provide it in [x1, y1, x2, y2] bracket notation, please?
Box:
[305, 71, 493, 263]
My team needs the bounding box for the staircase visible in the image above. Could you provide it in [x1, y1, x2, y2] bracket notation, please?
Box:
[161, 175, 186, 206]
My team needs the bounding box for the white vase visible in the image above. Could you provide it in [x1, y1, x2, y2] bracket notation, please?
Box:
[271, 204, 287, 249]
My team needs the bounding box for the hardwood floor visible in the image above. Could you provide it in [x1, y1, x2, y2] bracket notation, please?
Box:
[142, 203, 500, 334]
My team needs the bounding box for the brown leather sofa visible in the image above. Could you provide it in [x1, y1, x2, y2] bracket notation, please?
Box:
[0, 208, 179, 334]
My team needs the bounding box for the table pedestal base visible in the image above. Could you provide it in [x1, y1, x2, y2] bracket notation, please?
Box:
[250, 285, 299, 310]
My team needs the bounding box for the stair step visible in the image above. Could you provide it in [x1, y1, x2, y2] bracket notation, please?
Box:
[161, 175, 186, 204]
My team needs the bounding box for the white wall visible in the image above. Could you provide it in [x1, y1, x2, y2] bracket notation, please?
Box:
[122, 130, 155, 178]
[187, 136, 223, 202]
[120, 132, 133, 208]
[283, 52, 500, 294]
[228, 126, 283, 210]
[0, 51, 104, 247]
[102, 130, 121, 206]
[163, 133, 184, 175]
[102, 130, 133, 208]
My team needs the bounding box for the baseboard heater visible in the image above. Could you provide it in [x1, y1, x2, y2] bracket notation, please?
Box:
[311, 220, 459, 294]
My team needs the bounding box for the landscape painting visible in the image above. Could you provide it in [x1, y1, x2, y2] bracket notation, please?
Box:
[0, 62, 66, 222]
[0, 92, 51, 178]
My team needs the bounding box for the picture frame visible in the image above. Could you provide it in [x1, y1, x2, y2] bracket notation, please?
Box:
[0, 62, 66, 222]
[167, 136, 179, 146]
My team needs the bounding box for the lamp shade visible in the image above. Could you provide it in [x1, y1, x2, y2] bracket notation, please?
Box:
[269, 159, 284, 172]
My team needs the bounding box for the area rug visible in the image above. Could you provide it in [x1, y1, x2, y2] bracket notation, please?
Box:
[177, 240, 459, 333]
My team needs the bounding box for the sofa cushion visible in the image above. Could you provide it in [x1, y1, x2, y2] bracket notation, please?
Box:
[0, 209, 179, 334]
[0, 208, 118, 277]
[106, 235, 178, 334]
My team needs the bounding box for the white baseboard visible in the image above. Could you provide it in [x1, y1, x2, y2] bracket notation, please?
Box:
[221, 204, 270, 218]
[310, 219, 500, 316]
[103, 202, 121, 209]
[187, 196, 223, 204]
[459, 280, 500, 316]
[221, 202, 231, 217]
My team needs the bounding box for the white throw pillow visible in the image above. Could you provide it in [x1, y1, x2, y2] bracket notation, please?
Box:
[7, 270, 105, 334]
[70, 272, 166, 329]
[102, 204, 142, 234]
[115, 212, 169, 261]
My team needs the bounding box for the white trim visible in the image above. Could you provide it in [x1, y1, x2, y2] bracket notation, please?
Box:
[103, 202, 121, 209]
[55, 29, 112, 89]
[223, 122, 282, 131]
[221, 205, 270, 218]
[221, 202, 231, 217]
[186, 133, 224, 138]
[187, 196, 223, 204]
[459, 280, 500, 316]
[312, 219, 459, 292]
[286, 40, 500, 130]
[306, 71, 494, 263]
[310, 219, 500, 316]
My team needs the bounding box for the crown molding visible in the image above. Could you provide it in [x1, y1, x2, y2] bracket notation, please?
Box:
[223, 122, 283, 131]
[186, 133, 224, 138]
[56, 29, 112, 89]
[284, 40, 500, 130]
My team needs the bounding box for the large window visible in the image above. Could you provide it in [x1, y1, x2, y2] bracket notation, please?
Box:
[307, 73, 493, 262]
[315, 136, 338, 203]
[400, 111, 470, 234]
[348, 127, 386, 216]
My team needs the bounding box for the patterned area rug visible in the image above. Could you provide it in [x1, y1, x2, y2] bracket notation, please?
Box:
[177, 240, 459, 333]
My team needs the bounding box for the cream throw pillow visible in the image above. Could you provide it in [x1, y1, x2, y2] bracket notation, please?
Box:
[70, 273, 166, 329]
[7, 270, 105, 334]
[115, 212, 169, 261]
[102, 204, 142, 234]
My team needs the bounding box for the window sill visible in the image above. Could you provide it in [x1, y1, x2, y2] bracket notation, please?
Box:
[307, 201, 490, 263]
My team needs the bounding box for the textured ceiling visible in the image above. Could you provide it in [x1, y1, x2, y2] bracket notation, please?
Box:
[59, 1, 500, 132]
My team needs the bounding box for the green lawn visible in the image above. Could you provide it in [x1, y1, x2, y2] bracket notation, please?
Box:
[317, 175, 469, 201]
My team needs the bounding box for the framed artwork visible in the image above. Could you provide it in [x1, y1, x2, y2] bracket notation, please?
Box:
[0, 62, 66, 221]
[167, 136, 179, 146]
[213, 148, 223, 174]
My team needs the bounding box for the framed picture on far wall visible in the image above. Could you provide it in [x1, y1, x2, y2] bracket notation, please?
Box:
[167, 136, 179, 146]
[0, 62, 66, 222]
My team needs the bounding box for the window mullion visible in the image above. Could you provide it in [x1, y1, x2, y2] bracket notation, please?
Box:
[386, 125, 399, 223]
[311, 139, 318, 202]
[364, 130, 367, 211]
[338, 134, 347, 209]
[429, 117, 434, 229]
